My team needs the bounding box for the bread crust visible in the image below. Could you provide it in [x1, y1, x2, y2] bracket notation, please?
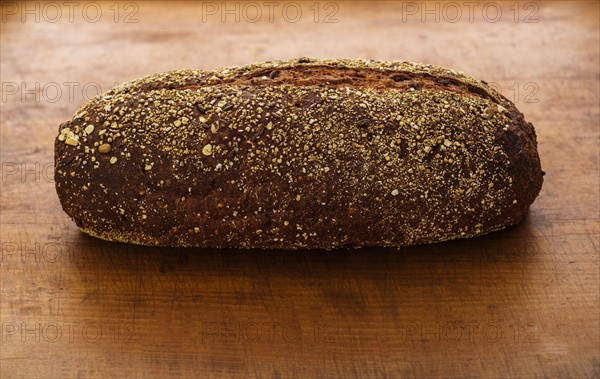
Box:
[55, 58, 543, 248]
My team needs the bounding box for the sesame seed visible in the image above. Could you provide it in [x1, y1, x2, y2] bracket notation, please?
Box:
[98, 143, 111, 153]
[202, 144, 213, 156]
[65, 137, 79, 146]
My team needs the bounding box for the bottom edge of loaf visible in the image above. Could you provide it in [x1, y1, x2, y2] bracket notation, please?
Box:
[78, 221, 522, 250]
[79, 227, 163, 247]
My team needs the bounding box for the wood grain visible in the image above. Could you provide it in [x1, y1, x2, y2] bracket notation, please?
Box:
[1, 1, 598, 378]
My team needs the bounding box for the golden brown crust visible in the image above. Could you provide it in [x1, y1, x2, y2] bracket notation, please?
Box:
[54, 58, 543, 249]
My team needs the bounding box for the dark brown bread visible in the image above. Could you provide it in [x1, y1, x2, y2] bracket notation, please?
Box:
[54, 58, 543, 249]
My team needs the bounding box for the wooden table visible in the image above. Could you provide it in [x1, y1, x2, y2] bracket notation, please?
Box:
[1, 1, 598, 377]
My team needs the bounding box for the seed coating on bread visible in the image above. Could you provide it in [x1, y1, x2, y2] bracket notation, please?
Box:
[55, 58, 543, 249]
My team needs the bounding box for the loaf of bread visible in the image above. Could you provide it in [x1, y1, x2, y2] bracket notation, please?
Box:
[55, 58, 543, 249]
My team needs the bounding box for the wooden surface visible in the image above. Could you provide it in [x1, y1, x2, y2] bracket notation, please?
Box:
[1, 1, 598, 378]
